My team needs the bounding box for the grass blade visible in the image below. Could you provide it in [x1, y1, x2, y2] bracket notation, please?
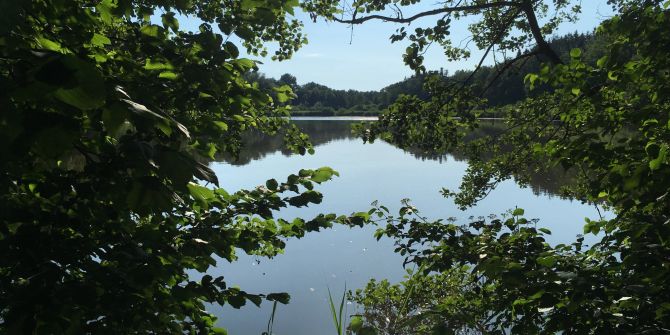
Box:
[338, 283, 346, 333]
[327, 284, 348, 335]
[264, 301, 278, 335]
[327, 286, 340, 335]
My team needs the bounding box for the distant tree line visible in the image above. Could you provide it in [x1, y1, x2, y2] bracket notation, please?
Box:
[248, 32, 605, 116]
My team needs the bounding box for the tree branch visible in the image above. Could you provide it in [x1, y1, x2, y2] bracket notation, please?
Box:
[479, 50, 540, 97]
[520, 0, 562, 64]
[332, 1, 522, 24]
[461, 8, 523, 87]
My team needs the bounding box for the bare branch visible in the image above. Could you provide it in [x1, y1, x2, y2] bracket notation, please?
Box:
[332, 1, 522, 24]
[520, 0, 563, 64]
[479, 50, 540, 97]
[461, 8, 522, 87]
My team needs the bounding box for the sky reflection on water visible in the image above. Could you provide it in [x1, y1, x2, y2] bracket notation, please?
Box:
[207, 120, 602, 335]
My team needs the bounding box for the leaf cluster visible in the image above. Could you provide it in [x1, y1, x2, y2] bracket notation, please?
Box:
[0, 0, 371, 333]
[347, 1, 670, 334]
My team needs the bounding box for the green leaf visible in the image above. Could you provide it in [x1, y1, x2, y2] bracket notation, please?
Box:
[608, 71, 618, 81]
[96, 0, 116, 23]
[187, 182, 215, 208]
[144, 59, 174, 71]
[537, 256, 557, 267]
[525, 73, 539, 90]
[126, 177, 175, 214]
[36, 37, 65, 52]
[207, 142, 217, 159]
[596, 56, 608, 68]
[161, 12, 180, 32]
[140, 25, 161, 37]
[234, 26, 254, 40]
[266, 292, 290, 304]
[570, 48, 582, 58]
[228, 293, 246, 309]
[193, 161, 219, 185]
[287, 190, 323, 207]
[311, 167, 339, 183]
[649, 144, 668, 170]
[157, 150, 196, 186]
[512, 208, 525, 216]
[529, 290, 545, 300]
[51, 56, 106, 110]
[155, 119, 173, 136]
[213, 121, 229, 131]
[246, 294, 262, 307]
[274, 85, 294, 103]
[235, 58, 256, 69]
[266, 178, 279, 190]
[90, 33, 111, 47]
[349, 316, 364, 332]
[102, 105, 130, 135]
[158, 71, 178, 80]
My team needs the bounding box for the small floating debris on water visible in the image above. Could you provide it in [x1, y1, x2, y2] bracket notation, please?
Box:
[348, 240, 353, 243]
[362, 248, 367, 252]
[309, 288, 315, 292]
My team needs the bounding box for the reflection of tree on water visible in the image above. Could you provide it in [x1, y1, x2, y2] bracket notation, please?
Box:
[221, 121, 357, 165]
[220, 120, 575, 198]
[403, 120, 577, 198]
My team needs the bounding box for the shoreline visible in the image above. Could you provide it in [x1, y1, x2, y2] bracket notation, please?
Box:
[290, 116, 507, 121]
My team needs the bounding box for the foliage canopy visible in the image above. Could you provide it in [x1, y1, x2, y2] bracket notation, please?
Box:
[0, 0, 371, 333]
[301, 0, 670, 333]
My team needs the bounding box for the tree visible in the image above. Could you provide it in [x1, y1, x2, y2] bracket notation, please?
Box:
[348, 266, 495, 335]
[304, 0, 670, 333]
[0, 0, 370, 333]
[279, 73, 299, 89]
[303, 0, 582, 71]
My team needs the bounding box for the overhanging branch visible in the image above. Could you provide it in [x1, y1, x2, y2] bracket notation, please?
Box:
[332, 1, 522, 24]
[462, 8, 523, 87]
[479, 50, 540, 96]
[520, 0, 562, 64]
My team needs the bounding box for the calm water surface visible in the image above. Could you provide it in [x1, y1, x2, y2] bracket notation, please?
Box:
[207, 119, 600, 334]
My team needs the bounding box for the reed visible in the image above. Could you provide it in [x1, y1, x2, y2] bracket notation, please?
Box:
[261, 301, 278, 335]
[327, 284, 347, 335]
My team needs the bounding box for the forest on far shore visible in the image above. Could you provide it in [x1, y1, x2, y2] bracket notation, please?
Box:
[247, 32, 604, 116]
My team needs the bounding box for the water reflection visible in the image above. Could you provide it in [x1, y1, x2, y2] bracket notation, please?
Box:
[225, 119, 573, 198]
[210, 119, 594, 335]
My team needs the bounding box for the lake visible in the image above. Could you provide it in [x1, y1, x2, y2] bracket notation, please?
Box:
[207, 118, 600, 334]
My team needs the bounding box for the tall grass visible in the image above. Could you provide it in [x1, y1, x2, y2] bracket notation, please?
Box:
[327, 284, 347, 335]
[262, 301, 278, 335]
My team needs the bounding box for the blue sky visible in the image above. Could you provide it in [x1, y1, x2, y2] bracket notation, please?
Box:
[182, 1, 614, 91]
